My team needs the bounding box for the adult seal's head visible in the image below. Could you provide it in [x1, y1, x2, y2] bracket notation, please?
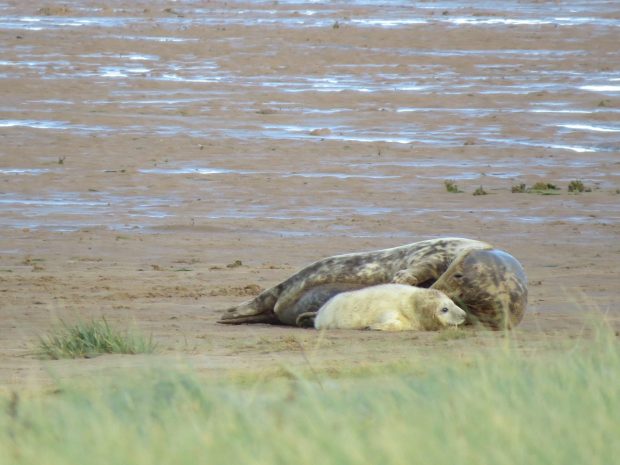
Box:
[431, 248, 528, 330]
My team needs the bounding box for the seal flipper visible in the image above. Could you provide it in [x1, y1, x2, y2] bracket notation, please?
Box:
[218, 308, 281, 325]
[217, 289, 280, 324]
[296, 312, 317, 328]
[392, 262, 447, 287]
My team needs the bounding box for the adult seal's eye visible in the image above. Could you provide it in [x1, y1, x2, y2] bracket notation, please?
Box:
[441, 307, 449, 313]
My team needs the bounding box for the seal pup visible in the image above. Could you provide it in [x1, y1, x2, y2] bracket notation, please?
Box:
[219, 237, 492, 325]
[312, 284, 466, 331]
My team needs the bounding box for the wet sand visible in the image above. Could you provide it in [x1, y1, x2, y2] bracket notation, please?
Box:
[1, 1, 619, 386]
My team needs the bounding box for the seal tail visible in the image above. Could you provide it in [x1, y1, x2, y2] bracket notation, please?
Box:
[217, 290, 280, 325]
[218, 308, 281, 325]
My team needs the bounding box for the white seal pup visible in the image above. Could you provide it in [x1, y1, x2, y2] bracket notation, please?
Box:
[313, 284, 467, 331]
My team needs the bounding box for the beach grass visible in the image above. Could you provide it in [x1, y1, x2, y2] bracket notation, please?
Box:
[568, 180, 591, 193]
[37, 318, 156, 359]
[529, 182, 561, 195]
[444, 180, 463, 193]
[472, 186, 488, 196]
[4, 322, 619, 465]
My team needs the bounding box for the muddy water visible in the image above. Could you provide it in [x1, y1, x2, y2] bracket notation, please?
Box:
[1, 1, 619, 233]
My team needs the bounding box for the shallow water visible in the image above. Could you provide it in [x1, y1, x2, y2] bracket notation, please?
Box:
[1, 0, 619, 231]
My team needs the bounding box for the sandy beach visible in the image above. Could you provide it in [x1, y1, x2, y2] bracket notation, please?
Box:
[1, 1, 619, 386]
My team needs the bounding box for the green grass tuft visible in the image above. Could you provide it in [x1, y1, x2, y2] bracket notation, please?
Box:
[529, 182, 560, 195]
[568, 180, 591, 193]
[472, 185, 488, 196]
[37, 318, 156, 359]
[444, 180, 462, 193]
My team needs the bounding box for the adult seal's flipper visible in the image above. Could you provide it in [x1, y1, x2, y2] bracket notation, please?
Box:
[218, 289, 281, 324]
[218, 308, 280, 325]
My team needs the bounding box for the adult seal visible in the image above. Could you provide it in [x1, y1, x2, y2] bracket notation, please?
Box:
[218, 237, 528, 330]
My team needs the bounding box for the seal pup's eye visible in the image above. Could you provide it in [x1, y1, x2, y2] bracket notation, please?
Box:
[441, 307, 449, 314]
[453, 273, 464, 279]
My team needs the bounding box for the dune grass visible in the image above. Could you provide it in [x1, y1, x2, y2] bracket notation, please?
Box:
[4, 325, 619, 465]
[444, 180, 463, 193]
[37, 318, 156, 359]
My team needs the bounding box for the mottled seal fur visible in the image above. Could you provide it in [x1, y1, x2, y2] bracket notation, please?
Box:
[219, 237, 528, 329]
[430, 248, 528, 329]
[312, 284, 466, 331]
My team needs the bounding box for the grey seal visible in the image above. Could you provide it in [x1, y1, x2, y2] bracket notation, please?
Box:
[218, 237, 527, 329]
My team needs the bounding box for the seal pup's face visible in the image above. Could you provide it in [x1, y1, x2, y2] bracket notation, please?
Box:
[433, 293, 467, 327]
[415, 289, 467, 330]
